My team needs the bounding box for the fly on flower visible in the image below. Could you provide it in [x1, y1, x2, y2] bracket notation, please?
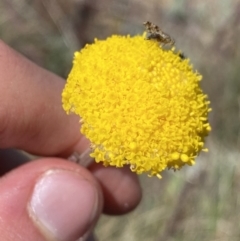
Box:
[143, 21, 175, 47]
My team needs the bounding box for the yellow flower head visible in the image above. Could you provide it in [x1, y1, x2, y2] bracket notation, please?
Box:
[62, 34, 211, 178]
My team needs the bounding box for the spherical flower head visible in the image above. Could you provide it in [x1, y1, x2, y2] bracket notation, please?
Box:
[62, 34, 211, 178]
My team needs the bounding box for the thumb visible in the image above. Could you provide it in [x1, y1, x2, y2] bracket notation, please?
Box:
[0, 158, 102, 241]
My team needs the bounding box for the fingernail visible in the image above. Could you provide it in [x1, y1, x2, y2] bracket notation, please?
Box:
[29, 169, 98, 241]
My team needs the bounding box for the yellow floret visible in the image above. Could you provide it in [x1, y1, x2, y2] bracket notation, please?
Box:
[62, 34, 211, 177]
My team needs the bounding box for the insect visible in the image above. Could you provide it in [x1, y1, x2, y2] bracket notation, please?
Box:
[179, 52, 186, 60]
[143, 21, 175, 47]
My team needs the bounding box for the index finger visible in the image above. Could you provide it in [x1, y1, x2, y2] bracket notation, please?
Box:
[0, 40, 86, 156]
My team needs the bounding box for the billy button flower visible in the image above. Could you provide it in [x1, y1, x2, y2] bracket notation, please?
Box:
[62, 32, 211, 178]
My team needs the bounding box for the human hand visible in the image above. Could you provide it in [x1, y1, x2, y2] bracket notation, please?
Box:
[0, 40, 142, 241]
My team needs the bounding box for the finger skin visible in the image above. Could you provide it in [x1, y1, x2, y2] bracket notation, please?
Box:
[0, 40, 83, 156]
[0, 158, 103, 241]
[90, 164, 142, 215]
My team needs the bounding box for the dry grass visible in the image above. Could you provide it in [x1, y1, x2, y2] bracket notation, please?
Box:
[1, 0, 240, 240]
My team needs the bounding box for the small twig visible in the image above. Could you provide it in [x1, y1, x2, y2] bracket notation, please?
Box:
[68, 148, 94, 168]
